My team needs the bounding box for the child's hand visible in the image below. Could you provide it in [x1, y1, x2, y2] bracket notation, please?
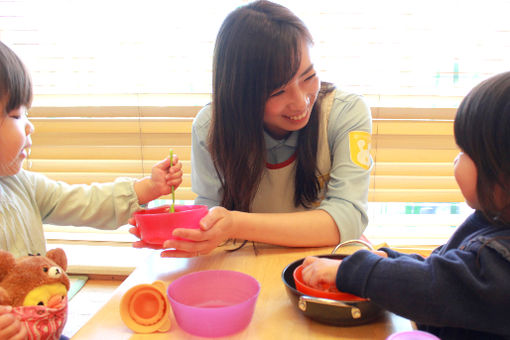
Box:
[301, 256, 341, 290]
[0, 306, 27, 340]
[151, 154, 183, 196]
[371, 250, 388, 258]
[134, 154, 183, 205]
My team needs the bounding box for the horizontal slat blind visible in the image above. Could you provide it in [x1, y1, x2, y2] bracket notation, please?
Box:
[28, 116, 196, 200]
[370, 105, 460, 201]
[26, 105, 462, 203]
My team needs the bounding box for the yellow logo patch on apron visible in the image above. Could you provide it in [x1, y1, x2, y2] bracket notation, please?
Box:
[349, 131, 371, 170]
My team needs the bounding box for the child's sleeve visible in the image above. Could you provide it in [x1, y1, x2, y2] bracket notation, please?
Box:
[337, 246, 510, 336]
[30, 171, 141, 229]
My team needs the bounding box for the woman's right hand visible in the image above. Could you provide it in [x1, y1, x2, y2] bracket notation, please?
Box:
[0, 306, 27, 340]
[128, 216, 167, 250]
[159, 206, 236, 257]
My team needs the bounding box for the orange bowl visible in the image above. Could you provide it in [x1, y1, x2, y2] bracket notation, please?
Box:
[293, 265, 366, 301]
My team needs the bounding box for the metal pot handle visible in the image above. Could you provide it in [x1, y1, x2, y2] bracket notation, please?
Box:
[298, 295, 362, 319]
[331, 239, 373, 254]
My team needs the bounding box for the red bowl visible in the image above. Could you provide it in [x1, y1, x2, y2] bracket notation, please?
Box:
[293, 265, 366, 301]
[134, 205, 208, 245]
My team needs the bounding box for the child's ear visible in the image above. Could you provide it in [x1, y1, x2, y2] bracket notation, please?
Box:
[0, 250, 16, 282]
[46, 248, 67, 271]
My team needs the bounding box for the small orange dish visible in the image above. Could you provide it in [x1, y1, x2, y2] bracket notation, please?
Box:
[120, 280, 171, 333]
[293, 265, 366, 301]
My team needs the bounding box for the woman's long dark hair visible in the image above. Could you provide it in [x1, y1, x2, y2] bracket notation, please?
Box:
[210, 0, 331, 212]
[0, 41, 32, 115]
[454, 71, 510, 223]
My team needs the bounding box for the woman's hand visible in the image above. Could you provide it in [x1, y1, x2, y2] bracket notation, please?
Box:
[301, 256, 341, 289]
[128, 216, 167, 250]
[158, 206, 236, 258]
[0, 306, 27, 340]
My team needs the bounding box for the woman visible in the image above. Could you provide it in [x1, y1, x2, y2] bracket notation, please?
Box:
[149, 0, 372, 257]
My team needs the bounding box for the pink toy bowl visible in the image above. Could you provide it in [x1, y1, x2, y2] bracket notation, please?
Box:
[167, 270, 260, 337]
[386, 330, 440, 340]
[134, 205, 208, 245]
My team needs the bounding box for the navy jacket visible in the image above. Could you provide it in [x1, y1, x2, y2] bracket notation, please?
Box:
[337, 211, 510, 339]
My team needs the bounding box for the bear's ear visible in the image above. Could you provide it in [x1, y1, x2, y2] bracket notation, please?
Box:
[0, 250, 16, 282]
[46, 248, 67, 271]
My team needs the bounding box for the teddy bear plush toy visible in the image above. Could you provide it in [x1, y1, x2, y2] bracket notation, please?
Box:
[0, 248, 70, 340]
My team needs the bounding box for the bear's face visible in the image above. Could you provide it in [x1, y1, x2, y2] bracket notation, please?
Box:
[0, 248, 69, 307]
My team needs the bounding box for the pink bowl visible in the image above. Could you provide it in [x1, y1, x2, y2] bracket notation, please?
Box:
[386, 330, 440, 340]
[167, 270, 260, 337]
[134, 205, 208, 245]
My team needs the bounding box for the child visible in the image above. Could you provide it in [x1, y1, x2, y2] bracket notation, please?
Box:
[0, 40, 182, 338]
[301, 71, 510, 339]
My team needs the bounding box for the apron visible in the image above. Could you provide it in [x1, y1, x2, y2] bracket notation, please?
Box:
[251, 90, 335, 213]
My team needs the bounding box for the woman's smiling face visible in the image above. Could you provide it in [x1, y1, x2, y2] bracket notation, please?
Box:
[263, 41, 320, 140]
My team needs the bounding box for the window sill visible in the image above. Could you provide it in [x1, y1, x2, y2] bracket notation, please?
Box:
[365, 202, 473, 247]
[46, 202, 473, 275]
[47, 241, 152, 277]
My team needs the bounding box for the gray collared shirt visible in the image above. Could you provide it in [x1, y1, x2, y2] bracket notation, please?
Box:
[191, 89, 372, 241]
[263, 130, 298, 165]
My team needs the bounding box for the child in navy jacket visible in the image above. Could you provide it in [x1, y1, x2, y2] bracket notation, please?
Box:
[302, 71, 510, 340]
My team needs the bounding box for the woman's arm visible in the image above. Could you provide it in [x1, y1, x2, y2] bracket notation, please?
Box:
[162, 207, 339, 257]
[213, 207, 339, 246]
[191, 105, 223, 208]
[318, 91, 372, 241]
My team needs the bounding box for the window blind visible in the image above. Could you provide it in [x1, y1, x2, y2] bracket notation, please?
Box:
[26, 98, 463, 203]
[3, 0, 508, 204]
[27, 113, 198, 201]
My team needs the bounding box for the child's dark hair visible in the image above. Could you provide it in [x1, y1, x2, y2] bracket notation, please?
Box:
[0, 41, 33, 114]
[454, 71, 510, 223]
